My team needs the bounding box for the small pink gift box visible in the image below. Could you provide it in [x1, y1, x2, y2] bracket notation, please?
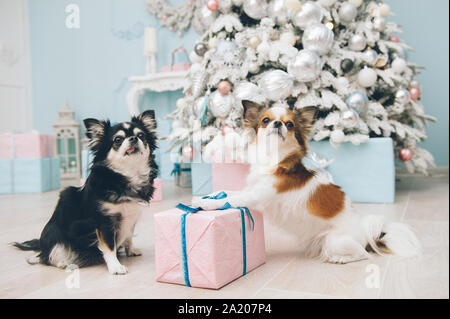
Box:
[154, 206, 265, 289]
[161, 47, 191, 72]
[151, 178, 163, 202]
[212, 162, 250, 192]
[0, 132, 55, 158]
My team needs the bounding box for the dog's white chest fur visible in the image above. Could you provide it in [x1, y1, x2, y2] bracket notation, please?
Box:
[102, 201, 145, 247]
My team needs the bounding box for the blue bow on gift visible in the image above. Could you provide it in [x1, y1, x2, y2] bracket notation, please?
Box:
[171, 163, 192, 176]
[176, 191, 254, 287]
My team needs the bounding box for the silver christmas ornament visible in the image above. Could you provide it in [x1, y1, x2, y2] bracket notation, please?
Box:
[339, 2, 357, 23]
[209, 90, 235, 118]
[269, 0, 288, 25]
[373, 17, 386, 32]
[243, 0, 267, 20]
[395, 89, 411, 105]
[349, 34, 367, 51]
[345, 91, 369, 111]
[194, 43, 208, 56]
[302, 23, 334, 55]
[293, 1, 323, 30]
[258, 70, 294, 101]
[341, 109, 359, 127]
[288, 49, 322, 82]
[364, 49, 378, 65]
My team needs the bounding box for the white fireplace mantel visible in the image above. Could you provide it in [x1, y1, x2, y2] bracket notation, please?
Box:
[126, 71, 188, 115]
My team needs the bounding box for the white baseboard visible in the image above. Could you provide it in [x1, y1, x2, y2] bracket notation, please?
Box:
[396, 166, 449, 177]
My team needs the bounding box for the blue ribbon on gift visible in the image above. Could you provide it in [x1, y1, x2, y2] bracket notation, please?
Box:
[171, 163, 192, 176]
[176, 191, 254, 287]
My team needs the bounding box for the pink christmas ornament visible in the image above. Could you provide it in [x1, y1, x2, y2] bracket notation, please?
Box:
[222, 126, 234, 136]
[217, 80, 232, 95]
[409, 87, 421, 100]
[389, 36, 400, 43]
[206, 0, 219, 11]
[182, 144, 194, 159]
[399, 148, 413, 162]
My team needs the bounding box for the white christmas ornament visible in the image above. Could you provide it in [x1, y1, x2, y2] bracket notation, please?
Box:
[339, 2, 357, 23]
[269, 0, 289, 25]
[258, 70, 294, 101]
[357, 67, 377, 87]
[243, 0, 267, 20]
[318, 0, 337, 8]
[248, 36, 262, 49]
[288, 49, 322, 82]
[392, 58, 407, 74]
[363, 49, 378, 65]
[285, 0, 302, 13]
[293, 1, 323, 29]
[373, 17, 386, 32]
[280, 31, 297, 46]
[302, 23, 334, 55]
[341, 109, 359, 127]
[209, 90, 235, 118]
[378, 3, 391, 17]
[234, 82, 265, 103]
[335, 77, 349, 90]
[349, 34, 366, 51]
[348, 0, 362, 8]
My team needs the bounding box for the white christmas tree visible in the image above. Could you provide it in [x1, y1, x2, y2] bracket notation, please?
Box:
[164, 0, 436, 174]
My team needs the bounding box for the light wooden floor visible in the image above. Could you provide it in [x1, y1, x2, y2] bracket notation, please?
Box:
[0, 171, 448, 299]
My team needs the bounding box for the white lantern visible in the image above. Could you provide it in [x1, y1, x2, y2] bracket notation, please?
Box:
[53, 101, 81, 180]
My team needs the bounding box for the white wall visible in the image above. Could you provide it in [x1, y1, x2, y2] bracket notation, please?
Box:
[0, 0, 32, 133]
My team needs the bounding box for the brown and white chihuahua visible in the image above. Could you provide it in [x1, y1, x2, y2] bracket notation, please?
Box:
[193, 101, 421, 264]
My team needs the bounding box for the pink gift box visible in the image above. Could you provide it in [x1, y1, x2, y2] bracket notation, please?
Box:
[151, 178, 163, 202]
[0, 133, 55, 158]
[212, 162, 250, 192]
[154, 207, 265, 289]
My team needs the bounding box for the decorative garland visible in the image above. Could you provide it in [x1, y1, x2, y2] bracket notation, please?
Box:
[147, 0, 203, 34]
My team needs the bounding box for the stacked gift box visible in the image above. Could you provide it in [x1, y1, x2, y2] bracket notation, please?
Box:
[0, 132, 60, 194]
[191, 138, 396, 203]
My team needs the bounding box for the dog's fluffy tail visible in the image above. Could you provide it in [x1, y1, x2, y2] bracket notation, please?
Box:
[12, 239, 41, 251]
[362, 215, 422, 258]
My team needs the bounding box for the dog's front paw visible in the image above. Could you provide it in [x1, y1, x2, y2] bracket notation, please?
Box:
[192, 196, 226, 211]
[108, 263, 128, 275]
[126, 248, 142, 257]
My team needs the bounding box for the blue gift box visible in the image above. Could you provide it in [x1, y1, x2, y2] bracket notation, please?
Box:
[81, 149, 93, 180]
[307, 137, 395, 203]
[0, 157, 60, 194]
[190, 138, 395, 203]
[191, 162, 213, 196]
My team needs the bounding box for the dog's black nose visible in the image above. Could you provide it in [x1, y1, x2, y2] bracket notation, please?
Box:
[129, 136, 138, 144]
[273, 121, 282, 128]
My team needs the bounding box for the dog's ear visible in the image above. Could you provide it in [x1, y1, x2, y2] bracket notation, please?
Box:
[84, 118, 110, 149]
[293, 106, 317, 144]
[132, 110, 157, 132]
[242, 100, 264, 128]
